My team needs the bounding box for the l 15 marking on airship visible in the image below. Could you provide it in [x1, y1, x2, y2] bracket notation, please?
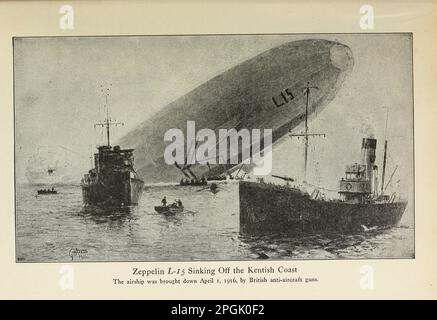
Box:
[272, 87, 294, 108]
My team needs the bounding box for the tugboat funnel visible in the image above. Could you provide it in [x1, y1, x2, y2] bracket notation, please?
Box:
[361, 137, 377, 193]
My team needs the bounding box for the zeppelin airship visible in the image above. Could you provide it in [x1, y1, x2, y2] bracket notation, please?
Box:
[119, 39, 354, 182]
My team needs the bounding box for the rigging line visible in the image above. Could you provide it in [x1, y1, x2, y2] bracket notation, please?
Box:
[185, 138, 199, 165]
[383, 106, 390, 142]
[56, 145, 89, 159]
[299, 180, 338, 193]
[192, 119, 245, 165]
[383, 165, 398, 193]
[207, 119, 243, 154]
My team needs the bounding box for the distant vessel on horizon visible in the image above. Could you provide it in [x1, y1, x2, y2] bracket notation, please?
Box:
[25, 146, 76, 185]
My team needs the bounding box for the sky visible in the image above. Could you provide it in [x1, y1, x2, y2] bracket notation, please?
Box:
[14, 34, 413, 208]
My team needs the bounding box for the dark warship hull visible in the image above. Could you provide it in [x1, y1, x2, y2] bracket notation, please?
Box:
[81, 178, 144, 206]
[81, 143, 144, 207]
[239, 181, 407, 234]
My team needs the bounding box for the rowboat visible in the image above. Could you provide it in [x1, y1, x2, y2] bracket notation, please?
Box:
[154, 204, 184, 214]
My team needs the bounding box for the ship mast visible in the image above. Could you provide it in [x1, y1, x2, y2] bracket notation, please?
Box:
[290, 82, 325, 181]
[94, 85, 124, 147]
[380, 106, 389, 195]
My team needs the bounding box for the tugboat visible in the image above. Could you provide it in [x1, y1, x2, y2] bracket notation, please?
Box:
[239, 83, 408, 233]
[80, 97, 144, 206]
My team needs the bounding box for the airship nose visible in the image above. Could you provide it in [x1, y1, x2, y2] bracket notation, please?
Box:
[330, 44, 354, 72]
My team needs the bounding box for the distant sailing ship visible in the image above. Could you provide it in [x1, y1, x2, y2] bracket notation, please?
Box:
[80, 88, 144, 206]
[25, 146, 75, 185]
[239, 83, 408, 233]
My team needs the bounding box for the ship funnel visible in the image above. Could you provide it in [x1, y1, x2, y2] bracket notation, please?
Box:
[361, 137, 377, 194]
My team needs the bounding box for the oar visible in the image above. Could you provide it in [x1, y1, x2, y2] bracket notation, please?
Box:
[184, 209, 198, 215]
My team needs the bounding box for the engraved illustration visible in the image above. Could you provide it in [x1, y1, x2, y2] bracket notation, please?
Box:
[14, 34, 414, 262]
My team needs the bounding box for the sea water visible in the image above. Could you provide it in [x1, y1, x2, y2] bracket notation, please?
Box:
[15, 183, 414, 262]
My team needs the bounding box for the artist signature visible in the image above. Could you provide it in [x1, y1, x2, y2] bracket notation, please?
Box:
[69, 248, 88, 261]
